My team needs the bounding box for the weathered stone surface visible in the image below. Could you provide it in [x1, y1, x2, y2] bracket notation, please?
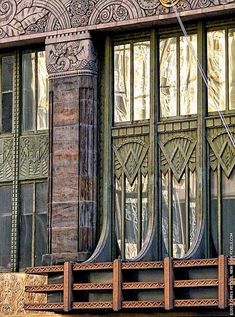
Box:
[45, 38, 97, 264]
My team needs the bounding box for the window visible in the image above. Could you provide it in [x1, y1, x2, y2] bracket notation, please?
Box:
[105, 23, 235, 261]
[160, 34, 197, 117]
[207, 28, 235, 112]
[113, 39, 150, 260]
[0, 48, 48, 272]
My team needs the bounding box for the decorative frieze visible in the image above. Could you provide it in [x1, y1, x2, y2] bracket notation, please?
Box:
[0, 0, 234, 39]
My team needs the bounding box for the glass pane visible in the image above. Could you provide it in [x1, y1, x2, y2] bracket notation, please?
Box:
[173, 174, 186, 258]
[115, 178, 122, 254]
[0, 185, 12, 271]
[114, 44, 131, 122]
[37, 51, 49, 130]
[160, 38, 177, 117]
[134, 41, 150, 120]
[207, 30, 226, 112]
[35, 182, 47, 266]
[22, 52, 36, 131]
[211, 170, 218, 255]
[19, 183, 33, 269]
[161, 172, 169, 256]
[222, 169, 235, 255]
[189, 171, 197, 246]
[180, 35, 197, 115]
[142, 175, 148, 244]
[229, 29, 235, 110]
[125, 178, 138, 259]
[1, 56, 14, 133]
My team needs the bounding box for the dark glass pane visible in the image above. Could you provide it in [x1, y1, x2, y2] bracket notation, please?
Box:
[1, 56, 14, 133]
[172, 174, 186, 258]
[125, 178, 138, 259]
[22, 52, 35, 131]
[222, 169, 235, 255]
[211, 170, 218, 255]
[0, 185, 12, 271]
[37, 51, 48, 130]
[35, 182, 47, 266]
[19, 184, 33, 269]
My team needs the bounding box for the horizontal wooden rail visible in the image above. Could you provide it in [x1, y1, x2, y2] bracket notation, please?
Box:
[25, 255, 233, 313]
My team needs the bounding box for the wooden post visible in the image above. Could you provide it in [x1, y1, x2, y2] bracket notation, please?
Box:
[113, 259, 122, 311]
[218, 255, 228, 309]
[164, 257, 174, 310]
[63, 262, 73, 312]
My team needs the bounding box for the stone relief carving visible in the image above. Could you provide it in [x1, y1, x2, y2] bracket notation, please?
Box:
[46, 36, 98, 77]
[0, 0, 232, 39]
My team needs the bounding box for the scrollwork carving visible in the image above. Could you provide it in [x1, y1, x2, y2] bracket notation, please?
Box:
[0, 0, 232, 38]
[46, 37, 98, 77]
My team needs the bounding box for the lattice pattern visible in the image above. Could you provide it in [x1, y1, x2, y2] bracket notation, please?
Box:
[73, 283, 112, 290]
[25, 265, 64, 274]
[173, 258, 218, 267]
[123, 282, 164, 289]
[73, 262, 113, 270]
[122, 301, 164, 308]
[122, 261, 163, 269]
[174, 299, 218, 307]
[72, 302, 112, 309]
[174, 279, 218, 287]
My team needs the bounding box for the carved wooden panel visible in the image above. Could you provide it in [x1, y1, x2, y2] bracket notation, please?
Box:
[19, 135, 49, 180]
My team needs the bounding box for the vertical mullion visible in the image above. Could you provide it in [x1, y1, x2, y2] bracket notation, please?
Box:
[137, 171, 142, 253]
[225, 27, 229, 111]
[130, 42, 134, 122]
[177, 36, 180, 116]
[31, 182, 36, 267]
[0, 57, 2, 132]
[185, 166, 190, 251]
[217, 164, 222, 255]
[11, 52, 20, 271]
[35, 51, 38, 131]
[168, 169, 172, 257]
[121, 171, 126, 260]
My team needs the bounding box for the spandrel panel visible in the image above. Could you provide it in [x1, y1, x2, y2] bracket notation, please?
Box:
[22, 52, 36, 131]
[1, 56, 14, 133]
[0, 185, 12, 271]
[207, 30, 226, 112]
[37, 51, 49, 130]
[114, 44, 131, 123]
[180, 35, 197, 115]
[160, 38, 177, 117]
[134, 41, 150, 120]
[229, 29, 235, 110]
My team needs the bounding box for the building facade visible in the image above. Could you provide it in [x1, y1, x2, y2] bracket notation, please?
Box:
[0, 0, 235, 315]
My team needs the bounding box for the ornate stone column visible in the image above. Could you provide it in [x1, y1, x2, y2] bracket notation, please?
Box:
[43, 31, 97, 264]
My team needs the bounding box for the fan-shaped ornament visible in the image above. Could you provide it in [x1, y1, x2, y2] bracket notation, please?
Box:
[160, 0, 180, 8]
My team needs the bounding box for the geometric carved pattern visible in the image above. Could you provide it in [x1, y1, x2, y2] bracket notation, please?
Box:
[113, 138, 149, 186]
[174, 299, 218, 307]
[25, 257, 231, 313]
[46, 37, 98, 77]
[159, 134, 196, 181]
[0, 138, 13, 182]
[0, 0, 230, 39]
[19, 135, 49, 180]
[208, 129, 235, 178]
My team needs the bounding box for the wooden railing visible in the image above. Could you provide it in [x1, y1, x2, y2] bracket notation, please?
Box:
[24, 256, 235, 312]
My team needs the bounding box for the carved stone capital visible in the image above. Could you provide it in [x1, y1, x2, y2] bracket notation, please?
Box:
[45, 31, 97, 79]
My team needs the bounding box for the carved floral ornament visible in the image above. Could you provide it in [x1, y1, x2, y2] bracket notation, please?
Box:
[45, 35, 98, 77]
[0, 0, 232, 39]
